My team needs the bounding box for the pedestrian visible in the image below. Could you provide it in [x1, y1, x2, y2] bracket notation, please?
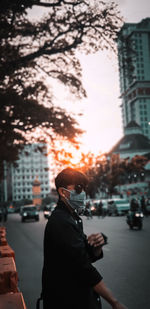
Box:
[2, 205, 8, 222]
[97, 200, 103, 218]
[85, 200, 92, 219]
[41, 167, 127, 309]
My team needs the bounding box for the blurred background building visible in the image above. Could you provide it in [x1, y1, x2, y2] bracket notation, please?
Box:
[110, 17, 150, 158]
[117, 17, 150, 139]
[1, 144, 50, 204]
[107, 17, 150, 198]
[109, 121, 150, 159]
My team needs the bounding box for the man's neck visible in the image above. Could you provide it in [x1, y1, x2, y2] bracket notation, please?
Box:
[59, 197, 80, 220]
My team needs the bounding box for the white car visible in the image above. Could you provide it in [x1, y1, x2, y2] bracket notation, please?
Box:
[108, 198, 130, 216]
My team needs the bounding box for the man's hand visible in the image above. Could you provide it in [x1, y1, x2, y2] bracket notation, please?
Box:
[112, 301, 128, 309]
[88, 233, 105, 247]
[94, 280, 128, 309]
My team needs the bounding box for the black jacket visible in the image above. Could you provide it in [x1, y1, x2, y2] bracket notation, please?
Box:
[42, 200, 103, 309]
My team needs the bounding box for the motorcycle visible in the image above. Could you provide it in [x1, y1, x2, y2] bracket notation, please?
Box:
[126, 210, 144, 230]
[84, 206, 93, 219]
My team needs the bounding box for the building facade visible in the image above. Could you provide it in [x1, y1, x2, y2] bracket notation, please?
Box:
[117, 18, 150, 139]
[108, 121, 150, 159]
[11, 144, 50, 202]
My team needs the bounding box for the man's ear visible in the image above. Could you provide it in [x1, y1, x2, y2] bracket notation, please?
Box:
[58, 187, 66, 198]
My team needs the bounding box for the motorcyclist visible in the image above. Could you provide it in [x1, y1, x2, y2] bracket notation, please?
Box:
[140, 195, 147, 216]
[129, 198, 139, 223]
[97, 201, 103, 218]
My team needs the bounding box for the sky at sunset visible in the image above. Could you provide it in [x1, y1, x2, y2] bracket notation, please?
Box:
[49, 0, 150, 156]
[30, 1, 150, 156]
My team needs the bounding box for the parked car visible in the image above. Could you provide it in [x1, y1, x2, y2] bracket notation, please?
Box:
[108, 198, 130, 216]
[20, 205, 39, 222]
[7, 206, 15, 213]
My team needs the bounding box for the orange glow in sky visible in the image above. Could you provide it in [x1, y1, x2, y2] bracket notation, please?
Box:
[29, 0, 150, 156]
[51, 0, 150, 156]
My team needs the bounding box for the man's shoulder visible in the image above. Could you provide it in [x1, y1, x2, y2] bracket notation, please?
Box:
[48, 206, 75, 227]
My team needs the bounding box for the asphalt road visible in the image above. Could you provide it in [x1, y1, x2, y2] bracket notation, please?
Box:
[3, 212, 150, 309]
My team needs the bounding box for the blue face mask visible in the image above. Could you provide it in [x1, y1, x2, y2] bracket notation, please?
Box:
[63, 188, 86, 210]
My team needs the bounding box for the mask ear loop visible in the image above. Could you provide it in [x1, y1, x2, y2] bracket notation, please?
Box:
[60, 188, 75, 214]
[61, 189, 82, 220]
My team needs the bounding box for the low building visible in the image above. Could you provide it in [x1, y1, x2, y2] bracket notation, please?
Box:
[11, 144, 50, 202]
[108, 121, 150, 159]
[108, 121, 150, 198]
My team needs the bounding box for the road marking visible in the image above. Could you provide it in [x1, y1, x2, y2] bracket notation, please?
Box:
[103, 247, 110, 251]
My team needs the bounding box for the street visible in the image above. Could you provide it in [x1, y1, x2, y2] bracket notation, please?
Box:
[3, 212, 150, 309]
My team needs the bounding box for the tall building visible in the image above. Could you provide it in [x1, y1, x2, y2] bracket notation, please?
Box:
[11, 144, 50, 202]
[117, 18, 150, 139]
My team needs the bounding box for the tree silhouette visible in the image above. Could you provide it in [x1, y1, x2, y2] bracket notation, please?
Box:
[75, 153, 148, 198]
[0, 0, 122, 179]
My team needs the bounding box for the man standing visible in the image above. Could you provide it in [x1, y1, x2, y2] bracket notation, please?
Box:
[42, 167, 127, 309]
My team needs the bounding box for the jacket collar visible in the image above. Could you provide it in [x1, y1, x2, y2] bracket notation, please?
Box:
[57, 199, 82, 223]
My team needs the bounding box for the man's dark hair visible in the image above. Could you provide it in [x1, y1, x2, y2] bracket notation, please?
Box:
[55, 167, 88, 190]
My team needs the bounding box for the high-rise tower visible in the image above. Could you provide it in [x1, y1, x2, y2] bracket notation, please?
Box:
[117, 18, 150, 138]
